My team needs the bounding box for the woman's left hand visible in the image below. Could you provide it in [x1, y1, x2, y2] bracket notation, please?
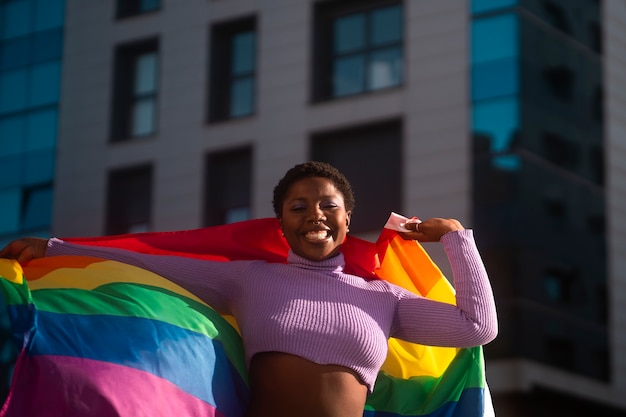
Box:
[399, 217, 464, 242]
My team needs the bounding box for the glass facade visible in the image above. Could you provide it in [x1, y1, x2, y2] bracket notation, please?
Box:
[0, 0, 65, 401]
[471, 0, 607, 382]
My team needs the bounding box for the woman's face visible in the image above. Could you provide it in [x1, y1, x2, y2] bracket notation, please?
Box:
[280, 177, 351, 261]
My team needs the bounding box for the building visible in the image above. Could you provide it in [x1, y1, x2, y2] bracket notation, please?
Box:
[0, 0, 625, 414]
[0, 0, 66, 400]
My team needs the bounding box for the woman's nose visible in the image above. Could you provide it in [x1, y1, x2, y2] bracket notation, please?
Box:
[308, 206, 326, 222]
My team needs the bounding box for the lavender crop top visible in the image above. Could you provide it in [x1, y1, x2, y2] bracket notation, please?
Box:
[46, 229, 497, 392]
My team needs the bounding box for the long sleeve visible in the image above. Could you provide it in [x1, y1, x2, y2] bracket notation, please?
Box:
[390, 229, 498, 347]
[45, 238, 255, 314]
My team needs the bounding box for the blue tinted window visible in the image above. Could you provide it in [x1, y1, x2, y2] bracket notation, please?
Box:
[371, 5, 402, 46]
[473, 97, 519, 153]
[369, 47, 402, 90]
[22, 150, 54, 185]
[329, 4, 403, 99]
[0, 155, 21, 188]
[1, 0, 32, 40]
[472, 14, 518, 64]
[1, 37, 30, 70]
[28, 61, 61, 106]
[334, 55, 366, 96]
[25, 108, 57, 151]
[0, 188, 20, 234]
[22, 185, 53, 229]
[472, 0, 517, 14]
[334, 14, 365, 54]
[472, 58, 518, 100]
[0, 69, 28, 113]
[140, 0, 160, 13]
[33, 0, 64, 31]
[31, 29, 63, 63]
[0, 115, 25, 156]
[232, 31, 255, 76]
[230, 77, 254, 117]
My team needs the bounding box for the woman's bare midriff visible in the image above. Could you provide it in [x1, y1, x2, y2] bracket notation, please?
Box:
[244, 352, 368, 417]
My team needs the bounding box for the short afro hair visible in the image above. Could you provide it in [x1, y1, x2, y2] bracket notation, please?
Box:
[272, 161, 355, 218]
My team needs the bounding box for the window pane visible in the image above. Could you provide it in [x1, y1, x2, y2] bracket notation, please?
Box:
[127, 223, 150, 233]
[0, 69, 28, 114]
[472, 14, 518, 64]
[134, 52, 157, 95]
[333, 54, 365, 97]
[473, 98, 519, 152]
[140, 0, 160, 13]
[225, 207, 250, 224]
[368, 47, 402, 90]
[28, 61, 61, 106]
[23, 150, 55, 185]
[472, 58, 518, 100]
[371, 5, 402, 46]
[471, 0, 517, 14]
[230, 77, 254, 117]
[25, 108, 57, 151]
[0, 115, 25, 156]
[22, 186, 53, 229]
[107, 165, 152, 235]
[131, 97, 156, 136]
[205, 147, 252, 226]
[0, 155, 21, 188]
[473, 98, 520, 170]
[31, 29, 63, 63]
[33, 0, 64, 31]
[0, 189, 20, 234]
[232, 31, 255, 76]
[1, 37, 31, 70]
[334, 13, 365, 54]
[1, 1, 32, 40]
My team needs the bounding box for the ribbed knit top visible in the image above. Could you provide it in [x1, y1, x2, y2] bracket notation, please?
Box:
[46, 229, 497, 392]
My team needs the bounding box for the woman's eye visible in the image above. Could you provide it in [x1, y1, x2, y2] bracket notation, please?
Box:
[290, 205, 305, 211]
[321, 203, 338, 209]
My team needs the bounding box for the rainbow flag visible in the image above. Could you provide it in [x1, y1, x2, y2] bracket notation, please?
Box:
[0, 218, 493, 416]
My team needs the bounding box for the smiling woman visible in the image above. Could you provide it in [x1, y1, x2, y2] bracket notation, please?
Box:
[0, 161, 498, 417]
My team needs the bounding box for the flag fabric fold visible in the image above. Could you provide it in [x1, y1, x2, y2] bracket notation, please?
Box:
[0, 218, 493, 416]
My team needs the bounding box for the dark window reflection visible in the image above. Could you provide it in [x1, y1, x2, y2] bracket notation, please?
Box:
[204, 147, 252, 226]
[542, 0, 572, 34]
[542, 66, 574, 101]
[542, 131, 578, 169]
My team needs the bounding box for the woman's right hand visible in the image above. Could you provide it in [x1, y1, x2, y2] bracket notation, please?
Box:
[0, 237, 49, 264]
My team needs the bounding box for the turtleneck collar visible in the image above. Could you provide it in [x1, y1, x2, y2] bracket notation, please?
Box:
[286, 250, 345, 274]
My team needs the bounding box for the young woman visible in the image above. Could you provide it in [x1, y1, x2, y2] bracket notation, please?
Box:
[0, 161, 497, 417]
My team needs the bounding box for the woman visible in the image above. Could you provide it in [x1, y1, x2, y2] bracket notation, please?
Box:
[1, 161, 497, 417]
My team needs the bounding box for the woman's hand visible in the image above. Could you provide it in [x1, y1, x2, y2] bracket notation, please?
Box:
[399, 217, 464, 242]
[0, 237, 49, 264]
